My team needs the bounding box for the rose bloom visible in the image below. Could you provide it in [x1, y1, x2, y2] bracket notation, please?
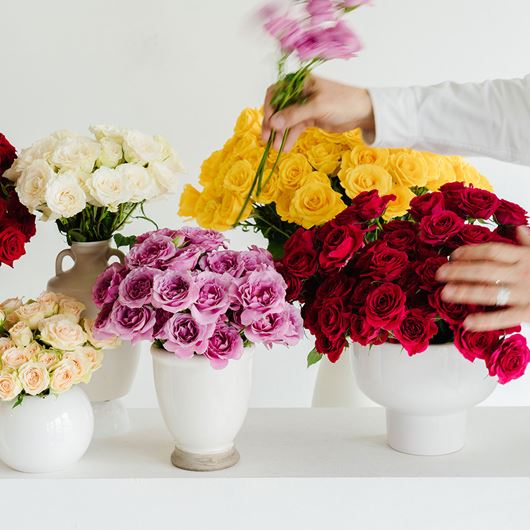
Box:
[49, 359, 77, 394]
[64, 351, 92, 384]
[18, 361, 50, 396]
[487, 334, 530, 384]
[58, 296, 86, 323]
[8, 321, 33, 348]
[36, 292, 60, 317]
[494, 199, 528, 226]
[111, 303, 157, 344]
[232, 270, 288, 326]
[83, 318, 120, 349]
[118, 266, 157, 308]
[126, 234, 177, 269]
[39, 317, 87, 351]
[2, 347, 32, 369]
[14, 301, 46, 329]
[454, 326, 501, 363]
[163, 313, 216, 358]
[365, 283, 406, 331]
[191, 272, 232, 325]
[0, 370, 22, 401]
[204, 322, 244, 369]
[419, 210, 465, 245]
[36, 349, 60, 370]
[0, 337, 15, 356]
[459, 188, 500, 220]
[152, 270, 199, 313]
[24, 341, 42, 358]
[394, 309, 439, 356]
[281, 228, 318, 279]
[92, 263, 127, 307]
[409, 192, 446, 221]
[74, 345, 104, 371]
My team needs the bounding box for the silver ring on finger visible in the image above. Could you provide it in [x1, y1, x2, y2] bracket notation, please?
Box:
[495, 284, 511, 307]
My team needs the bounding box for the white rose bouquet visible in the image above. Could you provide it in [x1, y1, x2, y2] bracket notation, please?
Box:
[5, 126, 184, 244]
[0, 292, 118, 406]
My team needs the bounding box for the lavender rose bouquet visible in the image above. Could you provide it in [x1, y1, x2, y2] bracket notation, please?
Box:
[92, 227, 303, 368]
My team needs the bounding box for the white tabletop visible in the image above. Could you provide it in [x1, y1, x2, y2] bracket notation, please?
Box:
[1, 407, 530, 530]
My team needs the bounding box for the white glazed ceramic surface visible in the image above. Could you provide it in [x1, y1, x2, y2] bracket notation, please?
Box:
[152, 346, 253, 456]
[351, 342, 497, 455]
[0, 387, 94, 473]
[47, 240, 141, 403]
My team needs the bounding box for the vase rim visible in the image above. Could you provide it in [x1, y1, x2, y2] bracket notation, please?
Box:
[351, 341, 456, 353]
[151, 344, 253, 366]
[69, 239, 112, 248]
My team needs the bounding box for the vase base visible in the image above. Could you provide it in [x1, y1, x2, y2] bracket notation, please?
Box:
[171, 446, 240, 471]
[91, 399, 130, 439]
[386, 409, 467, 456]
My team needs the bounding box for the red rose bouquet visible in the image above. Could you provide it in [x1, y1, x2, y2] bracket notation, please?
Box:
[277, 183, 530, 384]
[0, 133, 36, 267]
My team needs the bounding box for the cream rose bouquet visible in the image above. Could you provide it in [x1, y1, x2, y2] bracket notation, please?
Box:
[5, 126, 184, 244]
[0, 292, 117, 406]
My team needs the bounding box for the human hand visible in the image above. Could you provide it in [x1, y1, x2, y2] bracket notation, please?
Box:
[261, 75, 375, 151]
[436, 226, 530, 331]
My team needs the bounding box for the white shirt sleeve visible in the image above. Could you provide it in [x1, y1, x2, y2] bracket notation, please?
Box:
[368, 75, 530, 166]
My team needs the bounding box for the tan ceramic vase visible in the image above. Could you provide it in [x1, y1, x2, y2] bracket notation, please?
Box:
[47, 240, 141, 436]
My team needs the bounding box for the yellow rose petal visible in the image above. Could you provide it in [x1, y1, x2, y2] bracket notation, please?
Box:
[383, 186, 416, 221]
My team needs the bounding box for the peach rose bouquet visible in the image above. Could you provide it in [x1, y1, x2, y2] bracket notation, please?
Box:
[0, 292, 117, 406]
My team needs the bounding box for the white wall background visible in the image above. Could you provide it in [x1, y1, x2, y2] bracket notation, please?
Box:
[1, 0, 529, 408]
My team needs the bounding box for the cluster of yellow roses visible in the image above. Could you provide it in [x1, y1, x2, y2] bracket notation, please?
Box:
[179, 108, 493, 230]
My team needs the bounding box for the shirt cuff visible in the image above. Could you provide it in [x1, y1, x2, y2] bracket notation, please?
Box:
[366, 86, 419, 148]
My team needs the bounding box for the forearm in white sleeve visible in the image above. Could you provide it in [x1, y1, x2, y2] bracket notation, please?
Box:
[368, 75, 530, 166]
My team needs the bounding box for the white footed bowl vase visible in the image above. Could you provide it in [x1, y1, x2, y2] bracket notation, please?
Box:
[47, 240, 141, 437]
[152, 346, 253, 471]
[351, 342, 497, 456]
[0, 387, 94, 473]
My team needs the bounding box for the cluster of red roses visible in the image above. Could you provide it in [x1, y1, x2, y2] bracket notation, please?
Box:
[277, 183, 530, 384]
[0, 133, 36, 267]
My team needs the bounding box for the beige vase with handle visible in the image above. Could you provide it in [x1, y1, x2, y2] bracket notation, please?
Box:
[47, 240, 141, 437]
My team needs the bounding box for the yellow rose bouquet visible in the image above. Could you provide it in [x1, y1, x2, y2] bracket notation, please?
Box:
[180, 107, 492, 258]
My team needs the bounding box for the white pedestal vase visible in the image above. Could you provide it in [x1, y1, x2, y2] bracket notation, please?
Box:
[152, 346, 253, 471]
[0, 387, 94, 473]
[351, 342, 497, 456]
[47, 240, 141, 437]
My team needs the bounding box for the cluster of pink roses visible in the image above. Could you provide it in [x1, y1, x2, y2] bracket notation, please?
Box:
[92, 228, 303, 369]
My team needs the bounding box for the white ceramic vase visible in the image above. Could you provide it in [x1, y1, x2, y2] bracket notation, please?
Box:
[351, 342, 497, 456]
[47, 240, 141, 437]
[152, 345, 253, 471]
[0, 387, 94, 473]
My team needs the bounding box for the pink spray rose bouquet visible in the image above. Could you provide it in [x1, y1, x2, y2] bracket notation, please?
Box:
[92, 227, 303, 369]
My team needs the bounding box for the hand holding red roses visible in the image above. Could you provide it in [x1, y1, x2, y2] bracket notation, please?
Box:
[437, 225, 530, 331]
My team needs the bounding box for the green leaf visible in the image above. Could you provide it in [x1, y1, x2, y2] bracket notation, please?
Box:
[114, 233, 137, 249]
[267, 239, 286, 261]
[12, 394, 24, 409]
[307, 348, 323, 368]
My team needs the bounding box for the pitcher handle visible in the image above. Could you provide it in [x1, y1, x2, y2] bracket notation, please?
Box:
[55, 249, 75, 275]
[107, 248, 125, 265]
